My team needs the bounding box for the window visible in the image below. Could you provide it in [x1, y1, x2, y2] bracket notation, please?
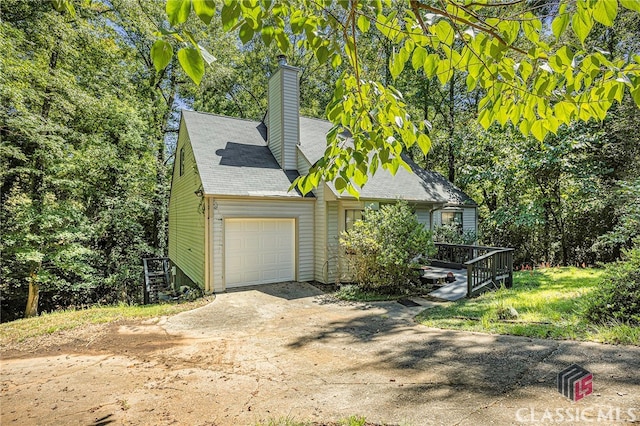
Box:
[345, 209, 363, 231]
[179, 147, 185, 176]
[441, 211, 463, 229]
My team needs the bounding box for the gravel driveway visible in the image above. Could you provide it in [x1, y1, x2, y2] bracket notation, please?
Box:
[2, 281, 639, 425]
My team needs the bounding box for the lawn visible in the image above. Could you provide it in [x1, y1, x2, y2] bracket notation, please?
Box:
[416, 267, 640, 345]
[0, 297, 214, 345]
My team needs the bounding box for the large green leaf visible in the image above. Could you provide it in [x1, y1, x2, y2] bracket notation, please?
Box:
[632, 86, 640, 108]
[530, 120, 548, 142]
[316, 46, 330, 64]
[51, 0, 76, 17]
[193, 0, 215, 25]
[177, 47, 204, 85]
[150, 39, 173, 73]
[239, 23, 254, 44]
[221, 2, 241, 31]
[620, 0, 640, 12]
[357, 15, 370, 33]
[593, 0, 617, 27]
[423, 54, 439, 78]
[433, 20, 454, 46]
[551, 4, 569, 39]
[416, 133, 431, 155]
[572, 7, 593, 43]
[412, 45, 426, 71]
[166, 0, 191, 26]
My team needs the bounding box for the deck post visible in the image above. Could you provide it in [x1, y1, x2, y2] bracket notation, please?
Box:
[507, 250, 513, 288]
[491, 254, 497, 287]
[466, 263, 473, 297]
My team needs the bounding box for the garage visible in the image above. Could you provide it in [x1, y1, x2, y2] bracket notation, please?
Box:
[224, 218, 296, 287]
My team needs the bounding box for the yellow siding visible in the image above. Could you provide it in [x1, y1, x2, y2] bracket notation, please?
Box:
[297, 151, 329, 283]
[313, 185, 328, 283]
[168, 123, 206, 288]
[326, 201, 339, 283]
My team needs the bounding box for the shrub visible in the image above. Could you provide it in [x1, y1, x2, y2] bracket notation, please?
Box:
[433, 223, 477, 245]
[584, 239, 640, 325]
[339, 200, 434, 293]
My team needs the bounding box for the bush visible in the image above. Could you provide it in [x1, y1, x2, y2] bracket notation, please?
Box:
[433, 223, 477, 245]
[584, 239, 640, 325]
[339, 200, 434, 293]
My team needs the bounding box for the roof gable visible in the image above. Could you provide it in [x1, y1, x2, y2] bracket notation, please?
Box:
[180, 109, 474, 205]
[181, 110, 307, 198]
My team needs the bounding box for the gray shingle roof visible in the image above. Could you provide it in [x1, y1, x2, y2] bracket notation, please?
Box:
[182, 110, 305, 198]
[298, 117, 475, 205]
[330, 159, 475, 204]
[183, 110, 475, 205]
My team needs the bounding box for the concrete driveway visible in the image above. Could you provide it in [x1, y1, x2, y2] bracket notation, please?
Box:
[2, 281, 639, 425]
[162, 282, 640, 425]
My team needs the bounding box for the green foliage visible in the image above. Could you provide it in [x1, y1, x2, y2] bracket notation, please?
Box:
[595, 178, 640, 252]
[0, 297, 213, 345]
[433, 224, 477, 245]
[417, 267, 639, 344]
[334, 285, 404, 302]
[339, 201, 434, 293]
[584, 240, 640, 325]
[1, 0, 175, 320]
[454, 114, 638, 266]
[158, 0, 640, 194]
[339, 416, 367, 426]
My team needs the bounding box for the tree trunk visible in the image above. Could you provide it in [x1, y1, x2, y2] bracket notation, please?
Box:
[543, 208, 551, 265]
[25, 270, 40, 318]
[150, 72, 177, 255]
[41, 48, 59, 120]
[447, 74, 455, 183]
[23, 48, 59, 317]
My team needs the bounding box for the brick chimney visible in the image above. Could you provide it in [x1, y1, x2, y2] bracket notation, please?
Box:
[267, 55, 300, 170]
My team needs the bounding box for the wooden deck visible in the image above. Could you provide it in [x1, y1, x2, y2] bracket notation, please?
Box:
[418, 266, 468, 301]
[427, 243, 514, 300]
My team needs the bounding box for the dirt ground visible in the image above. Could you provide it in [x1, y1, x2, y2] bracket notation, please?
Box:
[1, 282, 639, 425]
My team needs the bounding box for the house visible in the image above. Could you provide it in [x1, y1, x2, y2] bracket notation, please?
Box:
[167, 58, 477, 293]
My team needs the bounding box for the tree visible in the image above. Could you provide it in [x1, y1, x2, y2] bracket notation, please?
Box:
[0, 0, 181, 319]
[148, 0, 640, 196]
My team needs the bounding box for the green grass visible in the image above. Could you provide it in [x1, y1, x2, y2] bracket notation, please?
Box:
[334, 284, 416, 302]
[0, 297, 213, 345]
[416, 267, 639, 345]
[256, 416, 371, 426]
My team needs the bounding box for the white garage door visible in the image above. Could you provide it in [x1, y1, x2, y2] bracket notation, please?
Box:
[225, 218, 295, 287]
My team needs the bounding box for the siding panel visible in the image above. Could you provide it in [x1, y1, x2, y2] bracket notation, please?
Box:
[268, 74, 282, 166]
[326, 202, 339, 283]
[313, 183, 327, 283]
[433, 211, 443, 227]
[282, 70, 299, 170]
[463, 207, 476, 233]
[168, 124, 206, 288]
[296, 148, 310, 176]
[416, 208, 431, 230]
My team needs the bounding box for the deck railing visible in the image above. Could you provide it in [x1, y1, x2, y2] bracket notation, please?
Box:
[432, 243, 514, 297]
